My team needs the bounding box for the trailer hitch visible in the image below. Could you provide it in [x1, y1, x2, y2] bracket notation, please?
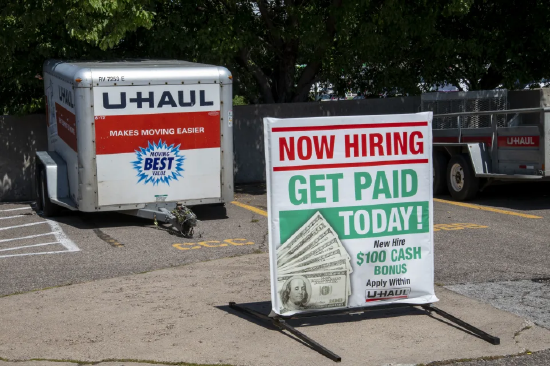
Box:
[155, 203, 198, 238]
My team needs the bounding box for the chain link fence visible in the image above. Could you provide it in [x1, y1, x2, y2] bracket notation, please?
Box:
[421, 90, 508, 129]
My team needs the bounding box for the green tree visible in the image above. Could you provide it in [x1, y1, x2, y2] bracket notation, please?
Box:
[418, 0, 550, 91]
[8, 0, 547, 113]
[0, 0, 153, 114]
[133, 0, 472, 102]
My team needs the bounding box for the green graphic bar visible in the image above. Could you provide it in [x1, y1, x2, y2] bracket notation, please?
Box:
[279, 201, 429, 243]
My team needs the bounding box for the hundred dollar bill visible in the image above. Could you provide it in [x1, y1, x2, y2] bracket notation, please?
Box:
[281, 257, 351, 275]
[279, 248, 347, 273]
[276, 212, 327, 257]
[277, 222, 329, 265]
[279, 240, 340, 271]
[279, 237, 348, 270]
[277, 270, 349, 314]
[278, 226, 338, 267]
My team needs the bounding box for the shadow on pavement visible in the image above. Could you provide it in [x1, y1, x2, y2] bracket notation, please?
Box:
[35, 203, 229, 231]
[217, 301, 426, 329]
[235, 183, 266, 196]
[218, 301, 489, 347]
[438, 181, 550, 211]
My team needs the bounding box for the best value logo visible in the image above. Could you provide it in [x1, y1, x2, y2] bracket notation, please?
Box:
[132, 140, 185, 185]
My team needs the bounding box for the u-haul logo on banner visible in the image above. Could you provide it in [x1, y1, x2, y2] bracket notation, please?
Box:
[365, 287, 411, 302]
[94, 84, 220, 116]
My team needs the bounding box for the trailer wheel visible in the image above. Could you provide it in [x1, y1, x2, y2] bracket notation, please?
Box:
[446, 154, 479, 201]
[37, 166, 61, 217]
[433, 151, 448, 195]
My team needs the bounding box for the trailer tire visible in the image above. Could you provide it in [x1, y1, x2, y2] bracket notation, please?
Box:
[433, 151, 448, 195]
[37, 166, 61, 217]
[446, 154, 479, 201]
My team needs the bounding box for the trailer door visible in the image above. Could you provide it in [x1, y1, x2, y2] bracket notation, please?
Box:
[92, 84, 222, 206]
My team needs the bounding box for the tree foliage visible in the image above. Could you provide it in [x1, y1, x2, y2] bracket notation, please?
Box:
[0, 0, 154, 114]
[419, 0, 550, 91]
[2, 0, 550, 114]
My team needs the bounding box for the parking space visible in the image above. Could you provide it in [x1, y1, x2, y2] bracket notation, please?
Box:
[0, 199, 268, 297]
[0, 205, 79, 259]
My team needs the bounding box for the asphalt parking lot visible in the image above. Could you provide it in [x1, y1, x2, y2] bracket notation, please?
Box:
[1, 182, 550, 365]
[0, 189, 268, 297]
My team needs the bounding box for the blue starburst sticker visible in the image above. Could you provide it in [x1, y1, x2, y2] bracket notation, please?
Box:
[132, 139, 185, 186]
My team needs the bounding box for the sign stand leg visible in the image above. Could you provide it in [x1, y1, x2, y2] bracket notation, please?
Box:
[229, 302, 500, 362]
[421, 304, 500, 345]
[229, 302, 341, 362]
[273, 318, 342, 362]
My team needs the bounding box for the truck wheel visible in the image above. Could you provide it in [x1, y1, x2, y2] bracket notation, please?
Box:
[37, 166, 61, 217]
[433, 151, 448, 195]
[446, 154, 479, 201]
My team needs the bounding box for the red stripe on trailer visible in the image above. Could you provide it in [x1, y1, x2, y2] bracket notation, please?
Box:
[433, 137, 459, 143]
[56, 103, 77, 152]
[94, 111, 221, 155]
[461, 136, 492, 146]
[498, 136, 539, 147]
[433, 136, 492, 146]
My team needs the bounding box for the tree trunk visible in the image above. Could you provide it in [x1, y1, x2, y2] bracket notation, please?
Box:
[276, 42, 298, 103]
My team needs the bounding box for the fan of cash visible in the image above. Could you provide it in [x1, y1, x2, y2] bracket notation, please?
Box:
[276, 212, 352, 314]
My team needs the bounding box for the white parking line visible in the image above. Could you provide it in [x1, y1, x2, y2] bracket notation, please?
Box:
[0, 218, 80, 258]
[0, 241, 61, 252]
[0, 215, 26, 220]
[0, 207, 32, 212]
[0, 232, 54, 243]
[46, 219, 79, 252]
[0, 250, 76, 259]
[0, 222, 47, 231]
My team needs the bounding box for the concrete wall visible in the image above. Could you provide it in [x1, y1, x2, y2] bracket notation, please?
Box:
[0, 97, 421, 202]
[0, 115, 48, 202]
[233, 96, 421, 183]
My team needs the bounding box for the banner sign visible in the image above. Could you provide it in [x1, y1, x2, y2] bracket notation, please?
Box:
[264, 113, 438, 316]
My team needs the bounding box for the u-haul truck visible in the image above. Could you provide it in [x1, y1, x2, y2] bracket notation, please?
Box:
[37, 59, 233, 223]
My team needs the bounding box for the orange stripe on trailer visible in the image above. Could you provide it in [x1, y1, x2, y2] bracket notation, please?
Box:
[94, 111, 221, 155]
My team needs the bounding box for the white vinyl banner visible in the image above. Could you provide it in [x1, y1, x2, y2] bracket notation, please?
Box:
[264, 113, 438, 316]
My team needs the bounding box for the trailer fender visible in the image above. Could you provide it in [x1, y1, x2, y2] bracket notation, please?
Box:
[35, 151, 77, 210]
[435, 142, 492, 175]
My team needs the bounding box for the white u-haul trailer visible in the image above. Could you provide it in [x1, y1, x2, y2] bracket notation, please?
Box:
[37, 59, 233, 225]
[425, 89, 550, 200]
